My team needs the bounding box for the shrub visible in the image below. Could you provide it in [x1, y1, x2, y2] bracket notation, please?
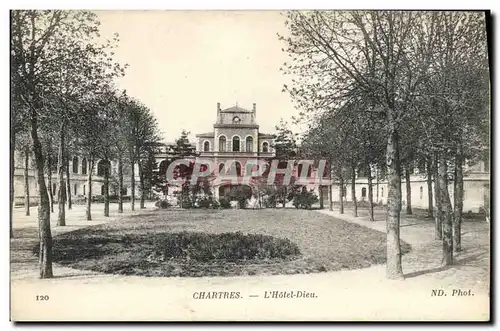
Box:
[155, 200, 171, 209]
[292, 189, 319, 209]
[196, 195, 220, 209]
[152, 231, 301, 263]
[262, 194, 277, 208]
[219, 198, 231, 209]
[229, 185, 252, 209]
[210, 198, 220, 209]
[235, 196, 248, 209]
[181, 196, 194, 209]
[91, 195, 106, 203]
[197, 196, 211, 208]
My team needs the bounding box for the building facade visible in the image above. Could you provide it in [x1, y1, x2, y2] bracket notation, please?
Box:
[13, 101, 489, 214]
[194, 102, 275, 198]
[12, 152, 142, 206]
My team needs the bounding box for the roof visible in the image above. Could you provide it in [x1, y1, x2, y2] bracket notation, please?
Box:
[195, 132, 215, 138]
[164, 141, 196, 147]
[258, 133, 275, 139]
[220, 105, 252, 113]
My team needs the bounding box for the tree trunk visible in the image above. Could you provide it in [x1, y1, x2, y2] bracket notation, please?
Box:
[283, 187, 287, 209]
[386, 124, 404, 280]
[319, 185, 324, 209]
[104, 159, 110, 217]
[24, 147, 30, 216]
[130, 159, 135, 211]
[376, 169, 379, 203]
[328, 163, 333, 211]
[339, 175, 344, 214]
[57, 122, 66, 226]
[438, 155, 453, 265]
[453, 151, 463, 252]
[405, 166, 412, 215]
[434, 152, 442, 240]
[351, 165, 357, 217]
[65, 152, 72, 210]
[118, 154, 123, 213]
[86, 157, 94, 220]
[426, 157, 433, 218]
[367, 165, 374, 222]
[30, 110, 53, 278]
[139, 162, 146, 209]
[46, 154, 54, 213]
[10, 133, 15, 238]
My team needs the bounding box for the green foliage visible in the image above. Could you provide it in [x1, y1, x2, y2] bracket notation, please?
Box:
[179, 193, 194, 209]
[41, 230, 301, 265]
[218, 198, 232, 209]
[263, 194, 278, 208]
[197, 195, 220, 209]
[261, 186, 279, 208]
[292, 188, 319, 209]
[273, 119, 298, 158]
[171, 130, 196, 157]
[155, 200, 171, 209]
[155, 231, 301, 262]
[228, 185, 252, 209]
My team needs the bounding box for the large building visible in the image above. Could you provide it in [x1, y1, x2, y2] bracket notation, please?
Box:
[194, 102, 275, 198]
[12, 153, 139, 206]
[13, 101, 489, 214]
[329, 162, 490, 214]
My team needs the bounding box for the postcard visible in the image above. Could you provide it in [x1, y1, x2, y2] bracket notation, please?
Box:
[10, 9, 491, 322]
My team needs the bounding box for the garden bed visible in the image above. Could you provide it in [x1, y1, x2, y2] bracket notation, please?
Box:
[33, 209, 411, 277]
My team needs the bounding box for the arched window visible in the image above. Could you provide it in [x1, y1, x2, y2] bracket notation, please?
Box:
[72, 156, 79, 174]
[219, 163, 225, 174]
[381, 187, 384, 197]
[203, 141, 210, 152]
[219, 136, 227, 152]
[83, 185, 86, 196]
[420, 186, 423, 200]
[52, 183, 57, 195]
[246, 136, 253, 152]
[74, 184, 77, 195]
[262, 142, 269, 153]
[227, 161, 242, 176]
[362, 187, 367, 198]
[232, 136, 240, 152]
[81, 158, 87, 175]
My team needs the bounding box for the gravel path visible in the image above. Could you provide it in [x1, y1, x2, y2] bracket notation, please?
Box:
[10, 204, 490, 321]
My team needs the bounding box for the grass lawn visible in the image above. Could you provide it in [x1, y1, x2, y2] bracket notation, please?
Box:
[33, 208, 411, 277]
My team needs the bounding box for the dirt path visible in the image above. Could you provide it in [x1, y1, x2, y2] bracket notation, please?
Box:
[10, 205, 490, 321]
[318, 208, 490, 290]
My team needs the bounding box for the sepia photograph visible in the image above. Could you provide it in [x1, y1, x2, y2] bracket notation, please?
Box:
[9, 8, 491, 322]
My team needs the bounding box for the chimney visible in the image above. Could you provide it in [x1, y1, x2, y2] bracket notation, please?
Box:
[253, 103, 256, 115]
[217, 102, 221, 113]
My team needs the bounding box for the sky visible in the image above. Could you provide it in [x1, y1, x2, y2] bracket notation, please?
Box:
[96, 10, 300, 143]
